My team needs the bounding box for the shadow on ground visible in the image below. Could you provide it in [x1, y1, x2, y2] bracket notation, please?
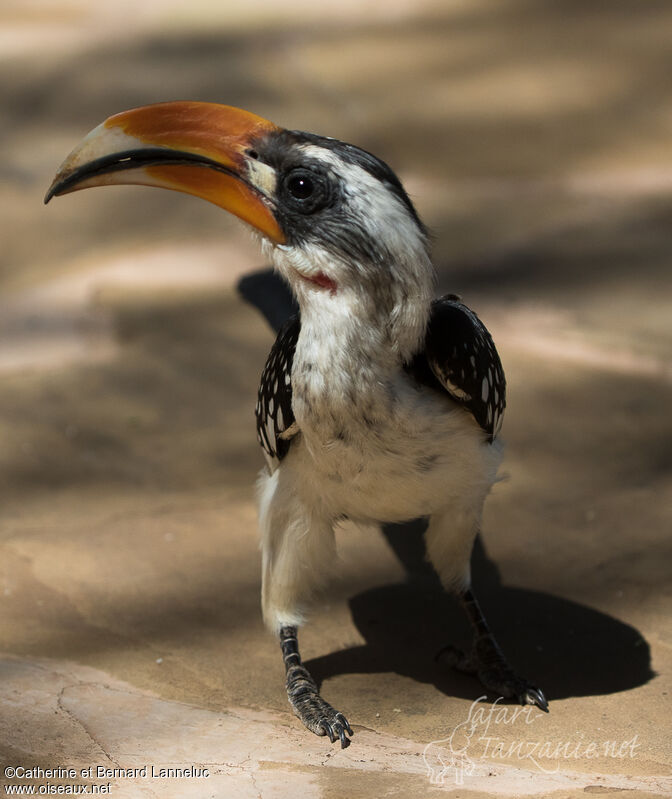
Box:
[307, 526, 654, 704]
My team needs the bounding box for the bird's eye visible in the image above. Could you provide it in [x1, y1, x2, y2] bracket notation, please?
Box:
[287, 174, 314, 200]
[281, 168, 329, 214]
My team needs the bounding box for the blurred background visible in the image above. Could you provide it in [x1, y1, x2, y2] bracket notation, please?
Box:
[0, 0, 670, 790]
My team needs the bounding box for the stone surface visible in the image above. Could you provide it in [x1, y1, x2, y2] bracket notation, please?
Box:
[0, 1, 671, 797]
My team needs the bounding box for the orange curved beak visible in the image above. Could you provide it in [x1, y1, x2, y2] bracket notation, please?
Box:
[45, 101, 286, 244]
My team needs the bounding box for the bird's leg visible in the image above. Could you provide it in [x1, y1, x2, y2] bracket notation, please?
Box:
[279, 625, 353, 748]
[258, 474, 350, 746]
[439, 588, 549, 712]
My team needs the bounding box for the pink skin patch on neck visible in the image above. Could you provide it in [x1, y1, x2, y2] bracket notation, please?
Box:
[299, 270, 338, 294]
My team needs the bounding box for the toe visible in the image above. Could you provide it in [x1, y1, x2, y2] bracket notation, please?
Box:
[436, 644, 476, 674]
[318, 719, 335, 741]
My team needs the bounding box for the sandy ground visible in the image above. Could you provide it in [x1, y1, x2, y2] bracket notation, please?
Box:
[0, 1, 671, 797]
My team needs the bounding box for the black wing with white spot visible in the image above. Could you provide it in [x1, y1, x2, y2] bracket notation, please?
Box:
[255, 314, 301, 464]
[409, 295, 506, 441]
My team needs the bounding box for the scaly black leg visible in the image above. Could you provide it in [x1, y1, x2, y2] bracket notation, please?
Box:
[280, 625, 354, 748]
[438, 589, 549, 712]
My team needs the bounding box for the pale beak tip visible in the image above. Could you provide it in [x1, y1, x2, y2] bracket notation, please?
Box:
[44, 176, 62, 204]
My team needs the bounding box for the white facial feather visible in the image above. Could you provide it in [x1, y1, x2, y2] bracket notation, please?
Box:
[264, 144, 434, 362]
[298, 144, 429, 270]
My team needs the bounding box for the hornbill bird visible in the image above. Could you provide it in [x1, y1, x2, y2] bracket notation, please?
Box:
[46, 101, 548, 748]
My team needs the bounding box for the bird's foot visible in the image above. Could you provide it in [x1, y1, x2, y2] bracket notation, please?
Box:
[286, 662, 353, 748]
[438, 638, 549, 712]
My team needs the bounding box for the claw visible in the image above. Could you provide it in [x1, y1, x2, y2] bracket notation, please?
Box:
[335, 713, 354, 737]
[319, 719, 335, 741]
[337, 725, 350, 749]
[521, 686, 549, 713]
